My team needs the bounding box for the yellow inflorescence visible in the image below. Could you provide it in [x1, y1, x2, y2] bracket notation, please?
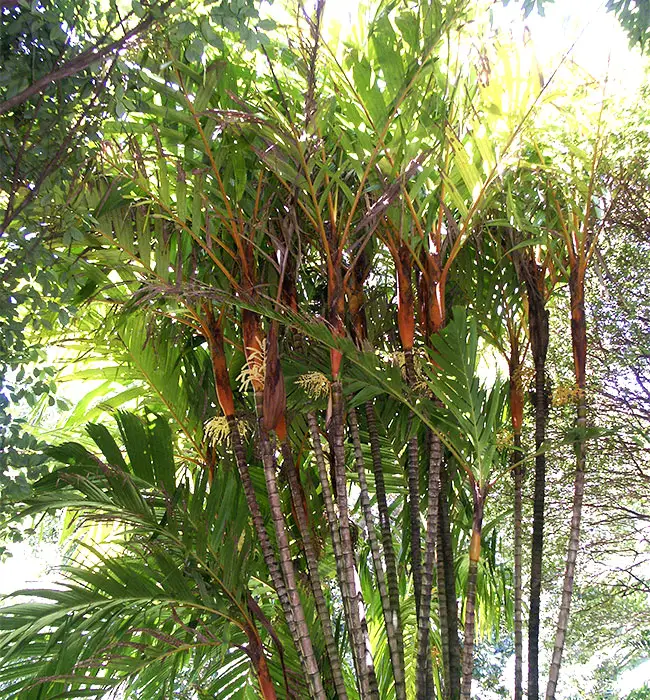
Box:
[514, 365, 535, 392]
[204, 416, 251, 446]
[237, 345, 266, 393]
[496, 428, 514, 451]
[296, 371, 331, 399]
[552, 383, 586, 408]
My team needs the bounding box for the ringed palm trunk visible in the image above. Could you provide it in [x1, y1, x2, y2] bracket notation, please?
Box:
[327, 247, 378, 698]
[351, 262, 404, 661]
[309, 407, 378, 697]
[279, 437, 349, 700]
[404, 348, 423, 618]
[257, 421, 327, 700]
[513, 430, 524, 700]
[394, 243, 423, 618]
[227, 418, 296, 636]
[524, 265, 550, 700]
[364, 401, 403, 639]
[438, 459, 461, 699]
[545, 265, 587, 700]
[348, 409, 407, 700]
[460, 485, 485, 700]
[437, 511, 451, 699]
[307, 407, 358, 665]
[510, 353, 525, 700]
[416, 428, 443, 700]
[330, 379, 379, 699]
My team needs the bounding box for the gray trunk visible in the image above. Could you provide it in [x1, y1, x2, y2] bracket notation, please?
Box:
[416, 430, 442, 700]
[348, 409, 407, 700]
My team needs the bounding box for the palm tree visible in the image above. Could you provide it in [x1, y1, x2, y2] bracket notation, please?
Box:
[0, 3, 621, 699]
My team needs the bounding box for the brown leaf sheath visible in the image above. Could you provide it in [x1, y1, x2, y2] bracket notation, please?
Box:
[243, 617, 278, 700]
[205, 309, 235, 418]
[396, 243, 415, 350]
[263, 322, 286, 434]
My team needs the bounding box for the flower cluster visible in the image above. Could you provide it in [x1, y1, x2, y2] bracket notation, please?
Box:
[552, 383, 586, 407]
[204, 416, 251, 446]
[237, 345, 266, 393]
[296, 371, 331, 399]
[496, 428, 514, 451]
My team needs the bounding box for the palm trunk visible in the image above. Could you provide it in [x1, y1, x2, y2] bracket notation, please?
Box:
[227, 417, 296, 637]
[545, 397, 585, 699]
[348, 409, 407, 700]
[257, 423, 327, 700]
[513, 431, 524, 700]
[545, 267, 587, 700]
[437, 514, 451, 700]
[438, 463, 461, 699]
[204, 313, 304, 683]
[525, 271, 550, 700]
[308, 406, 368, 691]
[364, 401, 403, 639]
[460, 488, 484, 700]
[404, 349, 423, 617]
[330, 380, 379, 699]
[416, 429, 442, 700]
[306, 410, 352, 648]
[280, 441, 349, 700]
[528, 354, 547, 700]
[509, 350, 525, 700]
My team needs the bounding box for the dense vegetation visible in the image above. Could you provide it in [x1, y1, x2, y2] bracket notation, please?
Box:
[1, 0, 649, 698]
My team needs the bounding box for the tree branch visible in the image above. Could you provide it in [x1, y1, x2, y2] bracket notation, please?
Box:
[0, 1, 172, 116]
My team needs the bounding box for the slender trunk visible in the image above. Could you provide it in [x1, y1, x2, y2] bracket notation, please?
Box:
[509, 348, 525, 700]
[205, 312, 310, 694]
[545, 267, 588, 700]
[513, 431, 524, 700]
[438, 463, 461, 699]
[545, 397, 586, 699]
[416, 430, 442, 700]
[348, 410, 407, 700]
[460, 489, 484, 700]
[281, 441, 349, 700]
[404, 349, 423, 617]
[257, 424, 326, 700]
[330, 380, 379, 699]
[307, 410, 354, 662]
[364, 401, 403, 637]
[525, 269, 549, 700]
[437, 511, 451, 700]
[460, 560, 478, 700]
[309, 406, 371, 696]
[528, 353, 547, 700]
[227, 417, 295, 634]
